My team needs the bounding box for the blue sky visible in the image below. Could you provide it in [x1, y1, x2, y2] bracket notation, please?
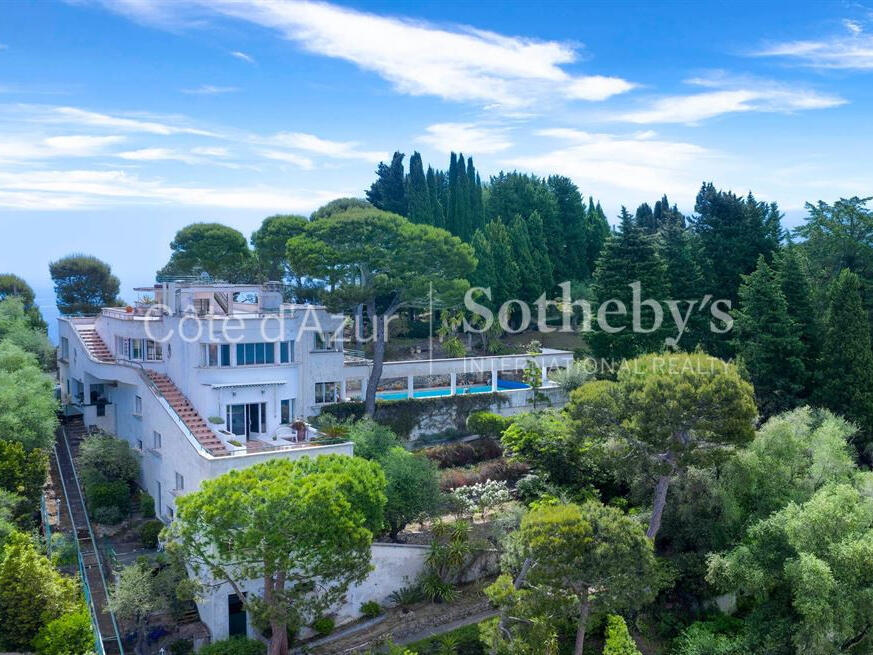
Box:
[2, 0, 873, 321]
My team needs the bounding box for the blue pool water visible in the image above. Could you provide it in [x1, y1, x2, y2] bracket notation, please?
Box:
[377, 380, 528, 401]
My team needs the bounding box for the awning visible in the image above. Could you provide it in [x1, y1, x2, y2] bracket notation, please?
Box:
[207, 381, 287, 389]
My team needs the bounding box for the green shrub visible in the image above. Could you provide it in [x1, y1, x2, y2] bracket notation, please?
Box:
[466, 412, 510, 439]
[348, 419, 401, 461]
[438, 458, 529, 491]
[603, 615, 641, 655]
[85, 480, 130, 519]
[139, 519, 164, 548]
[198, 637, 266, 655]
[312, 616, 335, 636]
[169, 639, 194, 655]
[360, 600, 382, 618]
[91, 505, 122, 525]
[31, 605, 94, 655]
[388, 584, 425, 609]
[228, 439, 243, 447]
[139, 491, 156, 518]
[442, 336, 466, 358]
[77, 433, 139, 488]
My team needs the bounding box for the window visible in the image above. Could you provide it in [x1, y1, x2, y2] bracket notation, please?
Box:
[131, 339, 143, 360]
[279, 340, 295, 363]
[201, 343, 230, 367]
[134, 395, 142, 416]
[280, 398, 296, 423]
[153, 430, 162, 449]
[166, 505, 174, 520]
[345, 378, 363, 400]
[60, 337, 69, 360]
[146, 340, 162, 361]
[314, 332, 336, 351]
[136, 438, 143, 451]
[235, 342, 275, 365]
[175, 472, 184, 491]
[314, 382, 339, 404]
[65, 379, 70, 395]
[226, 404, 246, 436]
[194, 298, 210, 315]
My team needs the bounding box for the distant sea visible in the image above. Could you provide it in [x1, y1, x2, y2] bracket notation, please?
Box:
[34, 290, 60, 344]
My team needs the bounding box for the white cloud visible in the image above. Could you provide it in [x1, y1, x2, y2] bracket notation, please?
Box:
[0, 134, 125, 161]
[117, 147, 198, 163]
[613, 76, 845, 124]
[753, 21, 873, 69]
[260, 150, 315, 169]
[181, 84, 239, 95]
[268, 132, 385, 162]
[230, 50, 255, 64]
[102, 0, 635, 109]
[191, 146, 229, 157]
[30, 105, 217, 136]
[509, 128, 715, 206]
[0, 168, 347, 210]
[417, 122, 512, 154]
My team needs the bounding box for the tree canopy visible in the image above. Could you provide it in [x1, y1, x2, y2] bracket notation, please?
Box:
[167, 455, 386, 655]
[287, 208, 475, 415]
[49, 254, 121, 314]
[157, 222, 253, 282]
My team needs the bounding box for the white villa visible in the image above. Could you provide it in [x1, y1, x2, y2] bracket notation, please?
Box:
[56, 278, 572, 641]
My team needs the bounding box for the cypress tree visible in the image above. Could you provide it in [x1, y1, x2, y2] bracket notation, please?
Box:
[590, 208, 670, 361]
[815, 269, 873, 456]
[548, 175, 588, 280]
[425, 166, 444, 228]
[467, 158, 484, 237]
[508, 215, 540, 303]
[446, 153, 459, 236]
[635, 203, 656, 233]
[455, 154, 471, 240]
[658, 219, 708, 350]
[585, 197, 610, 279]
[470, 229, 497, 293]
[479, 220, 520, 308]
[733, 255, 806, 416]
[526, 210, 555, 295]
[775, 247, 821, 396]
[365, 151, 407, 215]
[406, 151, 431, 224]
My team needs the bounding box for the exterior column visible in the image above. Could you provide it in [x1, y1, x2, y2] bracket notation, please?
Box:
[540, 358, 548, 387]
[491, 360, 498, 391]
[407, 375, 414, 399]
[450, 372, 457, 396]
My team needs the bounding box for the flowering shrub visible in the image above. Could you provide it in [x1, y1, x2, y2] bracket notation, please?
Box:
[450, 479, 511, 516]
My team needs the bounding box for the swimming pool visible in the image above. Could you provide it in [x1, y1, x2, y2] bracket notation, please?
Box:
[376, 381, 528, 401]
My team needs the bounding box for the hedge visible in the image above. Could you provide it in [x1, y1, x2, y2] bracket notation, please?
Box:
[318, 392, 508, 439]
[421, 438, 503, 469]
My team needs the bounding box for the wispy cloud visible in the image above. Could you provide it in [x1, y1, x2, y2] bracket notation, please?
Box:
[612, 74, 845, 124]
[0, 134, 125, 161]
[260, 150, 314, 169]
[753, 20, 873, 70]
[267, 132, 385, 163]
[0, 168, 347, 210]
[100, 0, 635, 110]
[417, 123, 512, 154]
[507, 128, 715, 205]
[230, 50, 255, 64]
[181, 84, 239, 95]
[25, 105, 217, 136]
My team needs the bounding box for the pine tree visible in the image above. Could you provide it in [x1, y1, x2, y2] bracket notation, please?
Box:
[775, 247, 821, 397]
[425, 166, 444, 228]
[635, 202, 656, 234]
[815, 269, 873, 456]
[734, 256, 806, 416]
[365, 151, 407, 215]
[590, 208, 670, 361]
[406, 151, 431, 224]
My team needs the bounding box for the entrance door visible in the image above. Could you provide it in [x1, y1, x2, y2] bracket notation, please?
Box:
[227, 402, 267, 440]
[228, 593, 247, 636]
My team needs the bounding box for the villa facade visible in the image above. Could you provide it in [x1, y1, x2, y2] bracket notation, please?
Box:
[56, 279, 572, 641]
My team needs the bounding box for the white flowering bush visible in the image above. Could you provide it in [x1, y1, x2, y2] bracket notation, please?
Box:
[450, 479, 511, 517]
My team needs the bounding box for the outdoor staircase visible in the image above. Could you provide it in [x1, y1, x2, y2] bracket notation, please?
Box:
[55, 418, 124, 655]
[144, 370, 229, 456]
[75, 323, 114, 363]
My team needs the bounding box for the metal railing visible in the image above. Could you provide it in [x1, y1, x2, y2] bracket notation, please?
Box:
[53, 428, 125, 655]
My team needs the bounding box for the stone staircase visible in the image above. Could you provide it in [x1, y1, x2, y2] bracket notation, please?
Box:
[75, 323, 114, 362]
[143, 370, 229, 456]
